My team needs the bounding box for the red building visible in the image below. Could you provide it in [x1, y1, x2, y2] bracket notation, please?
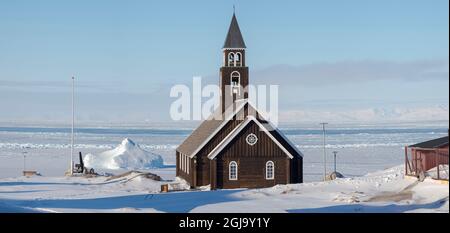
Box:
[406, 135, 449, 180]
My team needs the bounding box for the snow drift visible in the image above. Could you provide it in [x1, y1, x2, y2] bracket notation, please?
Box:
[84, 138, 164, 170]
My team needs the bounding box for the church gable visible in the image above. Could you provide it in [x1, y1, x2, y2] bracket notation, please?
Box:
[216, 119, 292, 159]
[208, 115, 295, 160]
[245, 103, 303, 159]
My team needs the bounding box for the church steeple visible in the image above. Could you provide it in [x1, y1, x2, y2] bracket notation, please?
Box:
[223, 13, 246, 49]
[220, 12, 249, 113]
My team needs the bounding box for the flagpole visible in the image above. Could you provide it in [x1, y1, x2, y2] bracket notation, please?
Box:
[320, 122, 328, 181]
[70, 76, 75, 175]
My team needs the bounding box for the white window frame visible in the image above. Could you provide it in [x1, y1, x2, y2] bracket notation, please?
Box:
[182, 154, 185, 172]
[179, 153, 182, 171]
[229, 161, 238, 180]
[235, 52, 242, 66]
[187, 156, 190, 174]
[246, 133, 258, 146]
[266, 161, 274, 180]
[230, 71, 240, 95]
[184, 154, 187, 173]
[183, 154, 186, 172]
[228, 52, 235, 67]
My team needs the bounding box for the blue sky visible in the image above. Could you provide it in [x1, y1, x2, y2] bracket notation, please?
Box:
[0, 0, 448, 124]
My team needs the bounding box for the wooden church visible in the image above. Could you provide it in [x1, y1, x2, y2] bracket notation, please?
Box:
[176, 13, 303, 189]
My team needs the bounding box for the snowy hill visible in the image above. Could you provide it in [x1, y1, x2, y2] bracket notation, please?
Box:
[84, 138, 164, 170]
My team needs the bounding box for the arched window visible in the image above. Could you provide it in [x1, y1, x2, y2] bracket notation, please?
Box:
[235, 52, 242, 66]
[266, 161, 274, 180]
[228, 52, 235, 67]
[230, 71, 240, 94]
[229, 161, 238, 180]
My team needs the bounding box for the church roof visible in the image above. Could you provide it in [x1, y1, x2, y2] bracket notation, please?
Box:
[176, 100, 303, 159]
[176, 100, 247, 157]
[223, 13, 246, 49]
[176, 108, 226, 157]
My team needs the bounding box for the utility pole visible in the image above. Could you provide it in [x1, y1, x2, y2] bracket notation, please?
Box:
[23, 151, 27, 172]
[320, 123, 328, 181]
[70, 76, 75, 176]
[333, 151, 338, 173]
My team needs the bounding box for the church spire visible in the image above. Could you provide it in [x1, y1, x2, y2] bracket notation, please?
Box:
[220, 11, 248, 113]
[223, 13, 246, 49]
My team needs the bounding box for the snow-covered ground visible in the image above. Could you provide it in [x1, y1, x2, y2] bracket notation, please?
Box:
[0, 165, 448, 213]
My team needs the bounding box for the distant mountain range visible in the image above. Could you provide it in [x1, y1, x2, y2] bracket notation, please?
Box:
[279, 105, 449, 123]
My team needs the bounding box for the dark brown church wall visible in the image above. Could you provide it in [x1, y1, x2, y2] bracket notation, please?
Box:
[195, 118, 243, 186]
[298, 157, 303, 183]
[186, 106, 303, 188]
[215, 121, 291, 189]
[220, 66, 249, 112]
[290, 156, 303, 183]
[220, 67, 249, 89]
[250, 106, 303, 184]
[176, 150, 194, 185]
[217, 157, 289, 189]
[196, 155, 210, 186]
[176, 151, 179, 177]
[210, 159, 217, 190]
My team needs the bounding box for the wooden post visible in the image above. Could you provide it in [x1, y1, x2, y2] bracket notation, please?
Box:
[414, 150, 418, 175]
[436, 149, 440, 180]
[405, 146, 408, 175]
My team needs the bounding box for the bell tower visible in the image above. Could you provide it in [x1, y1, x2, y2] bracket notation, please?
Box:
[220, 13, 249, 113]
